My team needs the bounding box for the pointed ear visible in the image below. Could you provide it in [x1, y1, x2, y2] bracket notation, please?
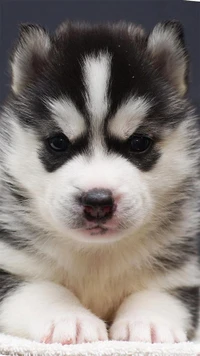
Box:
[10, 24, 51, 95]
[147, 21, 189, 96]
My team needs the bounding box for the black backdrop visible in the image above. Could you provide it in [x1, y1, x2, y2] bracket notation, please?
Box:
[0, 0, 200, 112]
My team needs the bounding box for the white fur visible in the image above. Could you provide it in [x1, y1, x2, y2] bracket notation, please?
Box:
[108, 96, 151, 139]
[3, 116, 48, 196]
[110, 290, 188, 342]
[0, 281, 108, 343]
[47, 98, 86, 141]
[83, 53, 111, 125]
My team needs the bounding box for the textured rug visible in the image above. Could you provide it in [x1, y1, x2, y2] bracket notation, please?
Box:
[0, 334, 199, 356]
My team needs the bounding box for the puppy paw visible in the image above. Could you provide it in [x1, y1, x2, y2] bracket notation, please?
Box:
[37, 312, 108, 344]
[109, 317, 187, 343]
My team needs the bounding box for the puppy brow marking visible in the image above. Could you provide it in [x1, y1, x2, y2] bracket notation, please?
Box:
[83, 53, 111, 125]
[47, 98, 86, 140]
[108, 96, 151, 139]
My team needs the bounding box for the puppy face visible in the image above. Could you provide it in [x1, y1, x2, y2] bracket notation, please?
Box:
[2, 21, 197, 244]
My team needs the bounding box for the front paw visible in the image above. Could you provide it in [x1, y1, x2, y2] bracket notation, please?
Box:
[109, 316, 187, 343]
[34, 311, 108, 344]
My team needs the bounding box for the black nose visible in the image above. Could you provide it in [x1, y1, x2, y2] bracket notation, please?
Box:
[81, 189, 114, 222]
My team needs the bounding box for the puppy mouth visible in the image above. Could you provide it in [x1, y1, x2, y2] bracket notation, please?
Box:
[86, 224, 109, 235]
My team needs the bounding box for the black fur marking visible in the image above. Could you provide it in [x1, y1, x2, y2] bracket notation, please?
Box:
[155, 240, 198, 271]
[170, 286, 199, 339]
[4, 176, 30, 204]
[151, 178, 199, 271]
[39, 134, 89, 172]
[105, 134, 160, 172]
[10, 189, 28, 204]
[0, 228, 31, 250]
[0, 269, 22, 304]
[153, 210, 199, 272]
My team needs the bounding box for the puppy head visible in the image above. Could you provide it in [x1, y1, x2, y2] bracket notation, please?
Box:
[2, 21, 197, 245]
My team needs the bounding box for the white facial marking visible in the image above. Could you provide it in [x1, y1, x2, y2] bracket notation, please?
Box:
[83, 53, 111, 125]
[108, 96, 151, 139]
[47, 98, 86, 140]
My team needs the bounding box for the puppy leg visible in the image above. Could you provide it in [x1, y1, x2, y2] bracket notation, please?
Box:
[110, 289, 193, 343]
[0, 272, 108, 344]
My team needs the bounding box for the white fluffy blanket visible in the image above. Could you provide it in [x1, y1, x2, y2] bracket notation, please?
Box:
[0, 334, 199, 356]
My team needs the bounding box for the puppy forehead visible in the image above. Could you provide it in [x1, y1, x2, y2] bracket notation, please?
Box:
[46, 53, 111, 137]
[41, 34, 169, 138]
[44, 26, 153, 118]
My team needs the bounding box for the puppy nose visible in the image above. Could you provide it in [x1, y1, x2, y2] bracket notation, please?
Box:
[81, 189, 114, 222]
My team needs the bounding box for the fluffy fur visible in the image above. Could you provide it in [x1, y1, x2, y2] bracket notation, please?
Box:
[0, 20, 199, 344]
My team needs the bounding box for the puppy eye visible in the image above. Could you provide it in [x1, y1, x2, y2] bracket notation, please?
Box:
[129, 135, 152, 153]
[48, 134, 70, 152]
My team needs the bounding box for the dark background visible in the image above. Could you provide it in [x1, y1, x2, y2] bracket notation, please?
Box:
[0, 0, 200, 113]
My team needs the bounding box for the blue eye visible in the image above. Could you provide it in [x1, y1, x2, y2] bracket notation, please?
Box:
[130, 135, 152, 153]
[48, 134, 70, 152]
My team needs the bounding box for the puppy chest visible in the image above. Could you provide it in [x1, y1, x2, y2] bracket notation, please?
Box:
[62, 269, 139, 321]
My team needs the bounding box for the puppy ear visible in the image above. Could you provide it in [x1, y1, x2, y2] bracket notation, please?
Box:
[10, 24, 51, 95]
[147, 21, 188, 96]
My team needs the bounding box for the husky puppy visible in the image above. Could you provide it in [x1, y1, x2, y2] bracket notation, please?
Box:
[0, 20, 199, 344]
